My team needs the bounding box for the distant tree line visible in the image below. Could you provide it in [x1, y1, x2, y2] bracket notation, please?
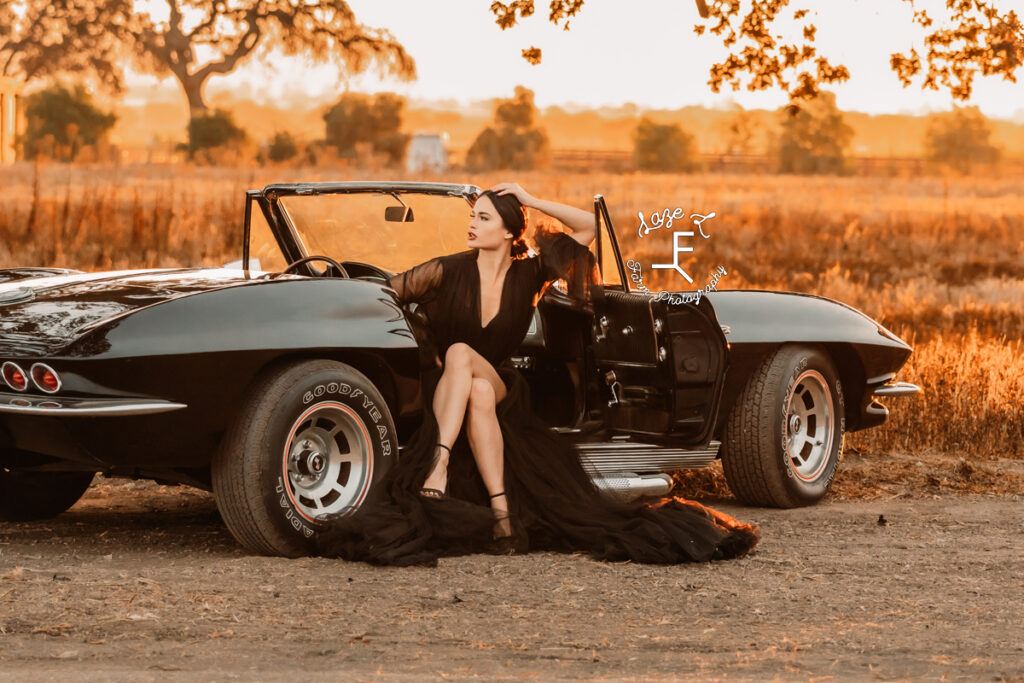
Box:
[19, 82, 1004, 175]
[628, 93, 1002, 175]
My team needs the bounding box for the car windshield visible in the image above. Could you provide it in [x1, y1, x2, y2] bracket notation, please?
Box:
[275, 191, 475, 273]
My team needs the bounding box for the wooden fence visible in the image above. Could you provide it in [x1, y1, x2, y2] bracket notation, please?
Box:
[549, 149, 1024, 176]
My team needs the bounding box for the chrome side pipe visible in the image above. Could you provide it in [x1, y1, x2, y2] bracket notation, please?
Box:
[590, 472, 674, 503]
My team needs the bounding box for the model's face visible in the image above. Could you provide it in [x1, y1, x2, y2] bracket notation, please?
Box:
[468, 196, 510, 251]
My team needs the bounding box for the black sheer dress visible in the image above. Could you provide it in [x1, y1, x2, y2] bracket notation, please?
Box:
[314, 227, 759, 566]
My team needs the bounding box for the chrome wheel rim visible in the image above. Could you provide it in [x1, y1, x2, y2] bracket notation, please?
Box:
[281, 402, 373, 522]
[784, 370, 834, 482]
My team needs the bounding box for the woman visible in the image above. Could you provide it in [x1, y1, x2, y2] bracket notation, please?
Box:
[315, 183, 759, 565]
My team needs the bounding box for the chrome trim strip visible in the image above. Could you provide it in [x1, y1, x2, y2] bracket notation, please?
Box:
[0, 393, 187, 416]
[576, 440, 720, 474]
[601, 360, 658, 369]
[873, 382, 922, 397]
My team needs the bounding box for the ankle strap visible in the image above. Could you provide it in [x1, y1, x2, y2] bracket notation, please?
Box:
[489, 491, 506, 499]
[436, 443, 452, 456]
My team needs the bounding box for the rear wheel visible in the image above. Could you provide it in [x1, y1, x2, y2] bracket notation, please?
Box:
[0, 469, 94, 521]
[721, 345, 845, 508]
[212, 360, 398, 557]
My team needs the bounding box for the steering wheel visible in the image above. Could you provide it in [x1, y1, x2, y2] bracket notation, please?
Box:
[339, 260, 393, 284]
[281, 255, 350, 278]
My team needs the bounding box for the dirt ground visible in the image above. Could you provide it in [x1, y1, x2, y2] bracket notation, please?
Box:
[2, 451, 1023, 682]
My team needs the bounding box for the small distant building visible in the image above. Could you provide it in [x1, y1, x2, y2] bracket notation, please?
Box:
[406, 133, 448, 173]
[0, 77, 25, 164]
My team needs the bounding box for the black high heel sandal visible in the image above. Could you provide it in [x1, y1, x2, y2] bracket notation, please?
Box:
[487, 491, 516, 555]
[419, 443, 452, 499]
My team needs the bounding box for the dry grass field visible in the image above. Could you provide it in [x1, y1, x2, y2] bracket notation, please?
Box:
[1, 162, 1021, 462]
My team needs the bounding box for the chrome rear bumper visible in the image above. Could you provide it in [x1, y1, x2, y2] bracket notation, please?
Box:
[873, 382, 922, 397]
[0, 392, 186, 416]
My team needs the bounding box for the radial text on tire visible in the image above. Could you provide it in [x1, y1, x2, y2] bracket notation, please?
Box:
[212, 360, 398, 557]
[721, 344, 845, 508]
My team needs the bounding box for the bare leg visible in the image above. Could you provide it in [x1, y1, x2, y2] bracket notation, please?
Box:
[466, 378, 511, 538]
[422, 343, 507, 494]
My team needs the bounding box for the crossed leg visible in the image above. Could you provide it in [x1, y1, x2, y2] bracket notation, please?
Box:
[424, 343, 511, 536]
[466, 376, 512, 538]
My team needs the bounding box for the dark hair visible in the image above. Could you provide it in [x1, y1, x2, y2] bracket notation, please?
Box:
[478, 189, 529, 258]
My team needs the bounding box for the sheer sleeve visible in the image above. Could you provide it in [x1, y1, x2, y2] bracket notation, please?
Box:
[533, 222, 604, 304]
[386, 257, 444, 305]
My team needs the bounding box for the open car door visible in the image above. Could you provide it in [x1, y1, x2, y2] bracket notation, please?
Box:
[589, 196, 729, 448]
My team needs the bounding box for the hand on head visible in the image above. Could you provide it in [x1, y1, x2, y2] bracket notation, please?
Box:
[490, 182, 534, 208]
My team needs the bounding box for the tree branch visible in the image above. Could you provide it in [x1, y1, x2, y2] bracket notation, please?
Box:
[186, 1, 229, 44]
[192, 8, 262, 82]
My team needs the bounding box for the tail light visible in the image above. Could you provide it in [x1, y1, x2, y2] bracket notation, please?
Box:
[30, 363, 62, 394]
[1, 362, 28, 392]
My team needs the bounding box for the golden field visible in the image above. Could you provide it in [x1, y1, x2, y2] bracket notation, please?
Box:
[0, 162, 1021, 460]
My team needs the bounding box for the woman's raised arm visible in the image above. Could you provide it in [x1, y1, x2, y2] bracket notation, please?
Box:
[387, 257, 444, 305]
[491, 182, 597, 247]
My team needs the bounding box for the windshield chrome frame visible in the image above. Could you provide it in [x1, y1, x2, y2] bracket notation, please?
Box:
[260, 182, 482, 273]
[275, 199, 312, 260]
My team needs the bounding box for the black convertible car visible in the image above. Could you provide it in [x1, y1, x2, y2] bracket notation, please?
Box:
[0, 181, 919, 556]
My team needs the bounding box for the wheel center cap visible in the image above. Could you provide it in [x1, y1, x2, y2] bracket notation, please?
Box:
[290, 438, 328, 483]
[789, 414, 801, 434]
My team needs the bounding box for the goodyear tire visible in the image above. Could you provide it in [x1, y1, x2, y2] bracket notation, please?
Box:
[0, 470, 94, 521]
[212, 360, 397, 557]
[721, 344, 845, 508]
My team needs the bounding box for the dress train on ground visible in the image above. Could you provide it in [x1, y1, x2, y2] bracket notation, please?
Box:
[314, 361, 759, 566]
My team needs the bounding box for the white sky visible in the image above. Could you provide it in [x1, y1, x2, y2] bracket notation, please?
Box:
[124, 0, 1024, 119]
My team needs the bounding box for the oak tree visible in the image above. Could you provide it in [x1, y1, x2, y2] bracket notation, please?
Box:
[185, 107, 247, 158]
[266, 130, 300, 163]
[773, 91, 853, 174]
[466, 86, 550, 170]
[127, 0, 416, 121]
[923, 106, 1000, 173]
[487, 0, 1023, 102]
[632, 118, 699, 172]
[323, 91, 410, 164]
[21, 83, 117, 160]
[0, 0, 130, 92]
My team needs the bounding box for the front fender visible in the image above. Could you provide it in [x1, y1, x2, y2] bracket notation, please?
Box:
[703, 290, 914, 434]
[704, 290, 911, 375]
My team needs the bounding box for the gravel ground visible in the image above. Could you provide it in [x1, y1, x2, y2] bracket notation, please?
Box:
[1, 464, 1023, 682]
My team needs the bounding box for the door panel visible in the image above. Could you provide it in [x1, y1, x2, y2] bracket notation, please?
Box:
[661, 297, 728, 445]
[589, 196, 728, 446]
[592, 289, 672, 434]
[595, 290, 659, 364]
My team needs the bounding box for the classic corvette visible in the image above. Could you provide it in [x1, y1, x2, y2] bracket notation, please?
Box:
[0, 181, 920, 556]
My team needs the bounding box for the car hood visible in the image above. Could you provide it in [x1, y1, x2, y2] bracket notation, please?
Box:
[0, 268, 257, 356]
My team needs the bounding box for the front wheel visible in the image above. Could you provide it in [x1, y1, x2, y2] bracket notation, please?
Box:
[721, 345, 845, 508]
[212, 360, 398, 556]
[0, 470, 94, 521]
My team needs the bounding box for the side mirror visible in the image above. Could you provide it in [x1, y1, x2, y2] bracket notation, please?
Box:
[385, 206, 414, 222]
